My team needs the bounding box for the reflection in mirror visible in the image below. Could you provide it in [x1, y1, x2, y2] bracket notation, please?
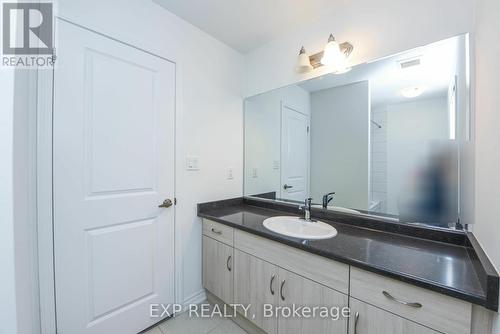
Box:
[244, 34, 470, 230]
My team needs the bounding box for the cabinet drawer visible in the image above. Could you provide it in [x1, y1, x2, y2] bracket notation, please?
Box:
[203, 219, 234, 246]
[350, 268, 471, 334]
[349, 298, 440, 334]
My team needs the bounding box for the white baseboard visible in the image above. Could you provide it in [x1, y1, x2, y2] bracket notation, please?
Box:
[181, 289, 207, 311]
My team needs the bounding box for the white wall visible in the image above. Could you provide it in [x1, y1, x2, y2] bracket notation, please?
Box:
[386, 97, 449, 215]
[1, 36, 41, 334]
[244, 85, 310, 197]
[12, 71, 40, 334]
[0, 69, 18, 334]
[244, 0, 474, 97]
[474, 0, 500, 331]
[310, 81, 370, 209]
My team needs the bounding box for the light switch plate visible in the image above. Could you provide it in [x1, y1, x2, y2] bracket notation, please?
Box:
[186, 156, 199, 171]
[252, 168, 258, 178]
[227, 167, 234, 180]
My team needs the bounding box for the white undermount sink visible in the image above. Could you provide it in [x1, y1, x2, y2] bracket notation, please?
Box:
[263, 216, 338, 240]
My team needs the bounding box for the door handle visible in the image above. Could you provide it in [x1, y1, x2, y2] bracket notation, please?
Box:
[226, 255, 232, 271]
[283, 184, 293, 190]
[158, 199, 173, 208]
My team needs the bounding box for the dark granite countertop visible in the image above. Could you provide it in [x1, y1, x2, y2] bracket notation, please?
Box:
[198, 198, 499, 311]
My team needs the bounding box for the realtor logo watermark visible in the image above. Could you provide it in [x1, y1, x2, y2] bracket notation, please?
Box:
[2, 2, 55, 68]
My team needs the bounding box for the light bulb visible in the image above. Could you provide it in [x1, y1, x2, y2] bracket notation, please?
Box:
[296, 46, 313, 73]
[321, 34, 344, 66]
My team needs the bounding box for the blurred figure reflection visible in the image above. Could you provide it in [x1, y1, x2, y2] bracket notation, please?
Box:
[399, 142, 458, 228]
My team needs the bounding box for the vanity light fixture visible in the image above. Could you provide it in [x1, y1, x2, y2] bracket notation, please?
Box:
[296, 46, 313, 73]
[401, 86, 426, 98]
[296, 33, 353, 74]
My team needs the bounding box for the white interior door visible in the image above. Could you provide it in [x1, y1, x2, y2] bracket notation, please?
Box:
[281, 105, 309, 201]
[53, 20, 176, 334]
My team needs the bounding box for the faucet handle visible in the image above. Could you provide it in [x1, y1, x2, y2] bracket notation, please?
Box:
[300, 198, 313, 211]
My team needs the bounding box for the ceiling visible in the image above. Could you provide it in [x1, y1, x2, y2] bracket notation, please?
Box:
[153, 0, 344, 53]
[299, 35, 463, 108]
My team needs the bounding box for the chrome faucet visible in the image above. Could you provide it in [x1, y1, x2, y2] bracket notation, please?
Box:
[300, 197, 313, 222]
[322, 192, 336, 209]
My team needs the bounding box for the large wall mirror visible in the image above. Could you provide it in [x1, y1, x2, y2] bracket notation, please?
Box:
[244, 34, 471, 230]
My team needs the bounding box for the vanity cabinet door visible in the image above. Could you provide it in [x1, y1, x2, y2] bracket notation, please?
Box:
[277, 268, 348, 334]
[202, 236, 234, 304]
[234, 250, 279, 334]
[349, 298, 440, 334]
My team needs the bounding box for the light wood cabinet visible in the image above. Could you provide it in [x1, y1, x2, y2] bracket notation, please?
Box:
[202, 235, 234, 304]
[349, 298, 439, 334]
[234, 229, 349, 294]
[277, 268, 349, 334]
[201, 219, 475, 334]
[233, 249, 348, 334]
[350, 268, 471, 334]
[234, 250, 279, 334]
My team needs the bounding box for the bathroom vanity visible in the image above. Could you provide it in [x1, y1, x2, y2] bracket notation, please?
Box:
[198, 198, 498, 334]
[196, 32, 498, 334]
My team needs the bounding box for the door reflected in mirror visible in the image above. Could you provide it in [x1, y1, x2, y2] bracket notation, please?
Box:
[244, 34, 470, 230]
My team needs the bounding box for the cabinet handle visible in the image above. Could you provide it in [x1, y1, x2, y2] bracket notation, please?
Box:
[280, 280, 286, 301]
[211, 228, 222, 235]
[226, 255, 232, 271]
[354, 312, 359, 334]
[382, 291, 422, 308]
[269, 274, 276, 295]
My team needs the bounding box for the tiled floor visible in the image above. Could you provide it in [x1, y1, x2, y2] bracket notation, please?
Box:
[143, 306, 248, 334]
